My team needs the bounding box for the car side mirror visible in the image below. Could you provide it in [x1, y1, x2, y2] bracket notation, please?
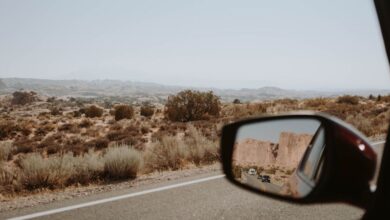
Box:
[221, 113, 377, 208]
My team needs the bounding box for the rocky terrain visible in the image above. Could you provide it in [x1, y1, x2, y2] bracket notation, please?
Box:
[233, 132, 313, 170]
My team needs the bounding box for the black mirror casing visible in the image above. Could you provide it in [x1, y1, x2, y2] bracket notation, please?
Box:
[221, 112, 377, 209]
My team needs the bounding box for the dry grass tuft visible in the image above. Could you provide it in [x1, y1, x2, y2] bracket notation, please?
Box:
[144, 136, 185, 172]
[184, 125, 219, 165]
[0, 141, 13, 161]
[19, 153, 75, 190]
[103, 145, 142, 179]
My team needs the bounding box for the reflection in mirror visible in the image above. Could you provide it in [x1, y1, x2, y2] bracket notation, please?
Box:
[232, 118, 325, 198]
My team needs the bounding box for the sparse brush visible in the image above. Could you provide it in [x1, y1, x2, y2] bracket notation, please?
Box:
[58, 123, 80, 133]
[69, 151, 104, 184]
[82, 105, 103, 118]
[337, 95, 360, 105]
[184, 125, 219, 165]
[144, 136, 185, 172]
[79, 119, 93, 128]
[0, 164, 21, 194]
[103, 145, 142, 179]
[20, 153, 76, 190]
[0, 141, 13, 161]
[140, 105, 154, 117]
[86, 138, 110, 150]
[114, 104, 134, 121]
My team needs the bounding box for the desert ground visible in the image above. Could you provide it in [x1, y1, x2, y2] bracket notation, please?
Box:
[0, 90, 389, 204]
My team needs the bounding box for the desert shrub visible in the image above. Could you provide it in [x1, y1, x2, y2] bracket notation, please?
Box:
[103, 145, 142, 179]
[50, 107, 62, 116]
[82, 105, 103, 118]
[337, 95, 359, 105]
[72, 110, 82, 117]
[304, 98, 328, 108]
[165, 90, 221, 122]
[11, 91, 38, 105]
[264, 166, 277, 175]
[144, 136, 185, 172]
[0, 119, 19, 140]
[63, 136, 86, 156]
[68, 151, 104, 184]
[274, 98, 298, 105]
[114, 104, 134, 121]
[39, 133, 65, 154]
[106, 130, 127, 142]
[0, 141, 13, 161]
[184, 125, 219, 165]
[86, 138, 110, 150]
[78, 118, 93, 128]
[0, 164, 21, 194]
[13, 137, 37, 154]
[232, 165, 242, 179]
[58, 123, 80, 133]
[140, 125, 150, 134]
[140, 104, 154, 117]
[20, 153, 76, 190]
[232, 99, 241, 104]
[378, 95, 390, 102]
[47, 97, 56, 102]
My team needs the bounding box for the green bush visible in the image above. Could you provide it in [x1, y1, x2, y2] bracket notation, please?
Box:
[165, 90, 221, 122]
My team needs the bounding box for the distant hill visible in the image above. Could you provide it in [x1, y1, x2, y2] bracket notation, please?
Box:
[1, 77, 390, 102]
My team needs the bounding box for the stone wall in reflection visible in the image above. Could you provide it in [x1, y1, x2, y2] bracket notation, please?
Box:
[233, 132, 313, 169]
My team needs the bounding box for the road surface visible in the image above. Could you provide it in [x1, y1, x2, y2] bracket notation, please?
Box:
[243, 173, 282, 194]
[0, 141, 384, 220]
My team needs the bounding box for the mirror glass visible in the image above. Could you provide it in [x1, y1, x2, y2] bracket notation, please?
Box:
[231, 118, 325, 198]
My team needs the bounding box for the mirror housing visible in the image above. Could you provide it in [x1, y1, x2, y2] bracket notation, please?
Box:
[221, 112, 377, 209]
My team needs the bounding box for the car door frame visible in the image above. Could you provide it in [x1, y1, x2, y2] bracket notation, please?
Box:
[363, 0, 390, 219]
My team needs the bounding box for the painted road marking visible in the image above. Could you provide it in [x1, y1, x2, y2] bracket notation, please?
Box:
[8, 175, 225, 220]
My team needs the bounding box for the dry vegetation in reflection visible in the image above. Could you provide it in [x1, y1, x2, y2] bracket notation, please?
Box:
[0, 90, 389, 196]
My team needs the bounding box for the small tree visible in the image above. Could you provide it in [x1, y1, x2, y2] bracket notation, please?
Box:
[114, 104, 134, 121]
[11, 91, 38, 105]
[165, 90, 221, 122]
[233, 99, 241, 104]
[140, 103, 154, 117]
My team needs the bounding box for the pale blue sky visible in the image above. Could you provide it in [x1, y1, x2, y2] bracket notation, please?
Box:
[236, 119, 321, 143]
[0, 0, 389, 90]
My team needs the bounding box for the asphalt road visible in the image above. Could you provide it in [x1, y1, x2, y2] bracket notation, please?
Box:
[244, 173, 282, 194]
[1, 141, 384, 220]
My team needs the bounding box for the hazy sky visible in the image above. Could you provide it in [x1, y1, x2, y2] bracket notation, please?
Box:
[0, 0, 389, 90]
[236, 119, 321, 143]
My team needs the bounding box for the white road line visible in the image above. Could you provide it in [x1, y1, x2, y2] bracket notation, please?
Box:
[8, 141, 387, 220]
[8, 174, 225, 220]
